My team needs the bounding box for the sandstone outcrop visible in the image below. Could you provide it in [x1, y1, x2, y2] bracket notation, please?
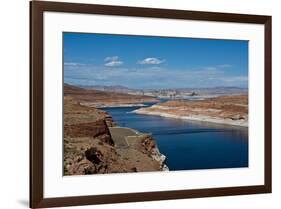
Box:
[64, 120, 114, 145]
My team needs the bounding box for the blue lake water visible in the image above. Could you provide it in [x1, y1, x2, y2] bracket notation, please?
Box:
[102, 105, 248, 171]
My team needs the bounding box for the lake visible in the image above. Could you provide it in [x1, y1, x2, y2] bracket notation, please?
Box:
[102, 105, 248, 171]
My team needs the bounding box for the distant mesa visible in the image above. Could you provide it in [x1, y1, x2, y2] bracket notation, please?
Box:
[73, 84, 247, 100]
[64, 83, 159, 108]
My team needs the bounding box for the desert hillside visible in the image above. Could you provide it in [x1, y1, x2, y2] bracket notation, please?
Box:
[64, 83, 159, 107]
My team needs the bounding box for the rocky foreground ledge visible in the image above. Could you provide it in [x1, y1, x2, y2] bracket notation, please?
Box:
[134, 95, 248, 127]
[64, 96, 167, 175]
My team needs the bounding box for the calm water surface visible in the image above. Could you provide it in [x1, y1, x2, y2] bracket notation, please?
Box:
[102, 104, 248, 171]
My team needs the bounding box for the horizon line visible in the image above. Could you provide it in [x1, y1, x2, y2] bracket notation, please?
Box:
[64, 83, 248, 90]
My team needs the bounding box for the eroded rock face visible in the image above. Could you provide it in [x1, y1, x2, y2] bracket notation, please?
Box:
[67, 159, 96, 175]
[65, 140, 141, 175]
[65, 140, 116, 175]
[140, 135, 157, 154]
[85, 147, 103, 164]
[99, 111, 116, 127]
[126, 134, 168, 171]
[139, 135, 168, 170]
[64, 119, 114, 146]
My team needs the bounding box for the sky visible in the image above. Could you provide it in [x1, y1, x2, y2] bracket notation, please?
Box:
[63, 32, 248, 89]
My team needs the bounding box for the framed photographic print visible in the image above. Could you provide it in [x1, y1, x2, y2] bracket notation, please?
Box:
[30, 1, 272, 208]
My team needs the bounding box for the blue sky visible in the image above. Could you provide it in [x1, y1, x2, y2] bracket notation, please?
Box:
[64, 32, 248, 89]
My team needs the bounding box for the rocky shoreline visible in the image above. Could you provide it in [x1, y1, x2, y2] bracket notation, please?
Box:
[123, 130, 169, 171]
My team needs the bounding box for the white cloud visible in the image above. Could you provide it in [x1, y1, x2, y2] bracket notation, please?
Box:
[104, 60, 123, 67]
[138, 57, 165, 65]
[104, 56, 123, 67]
